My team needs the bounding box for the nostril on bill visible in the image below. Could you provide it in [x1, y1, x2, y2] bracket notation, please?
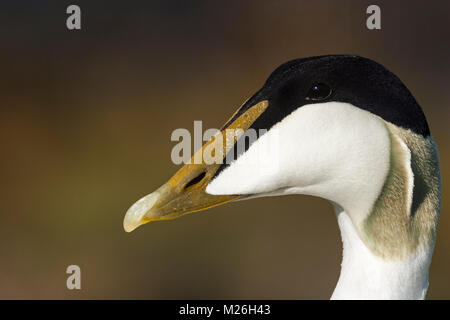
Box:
[184, 171, 207, 190]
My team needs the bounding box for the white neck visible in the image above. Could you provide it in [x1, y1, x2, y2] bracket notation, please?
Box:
[331, 207, 433, 300]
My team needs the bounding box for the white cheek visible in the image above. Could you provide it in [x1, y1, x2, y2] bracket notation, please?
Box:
[206, 102, 390, 223]
[206, 124, 285, 195]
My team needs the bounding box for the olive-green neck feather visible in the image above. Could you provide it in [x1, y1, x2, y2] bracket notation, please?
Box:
[362, 123, 441, 260]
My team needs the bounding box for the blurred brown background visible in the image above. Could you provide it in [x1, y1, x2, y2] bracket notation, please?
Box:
[0, 0, 449, 299]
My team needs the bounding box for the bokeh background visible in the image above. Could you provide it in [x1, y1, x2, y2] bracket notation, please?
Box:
[0, 0, 449, 299]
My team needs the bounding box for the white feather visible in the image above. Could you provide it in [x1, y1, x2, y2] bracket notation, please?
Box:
[332, 205, 431, 300]
[206, 102, 435, 299]
[207, 102, 390, 226]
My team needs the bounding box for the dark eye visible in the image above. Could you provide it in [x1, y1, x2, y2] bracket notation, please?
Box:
[305, 83, 332, 101]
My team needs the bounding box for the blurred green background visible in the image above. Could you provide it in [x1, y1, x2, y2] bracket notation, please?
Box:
[0, 0, 449, 299]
